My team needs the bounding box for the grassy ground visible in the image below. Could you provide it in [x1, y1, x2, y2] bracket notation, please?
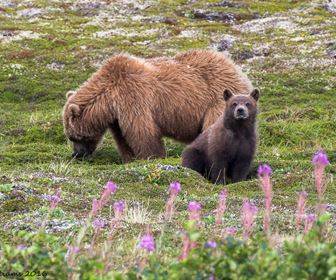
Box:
[0, 0, 335, 269]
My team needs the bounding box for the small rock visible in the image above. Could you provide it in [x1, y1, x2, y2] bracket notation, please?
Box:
[235, 50, 255, 60]
[72, 0, 105, 16]
[327, 49, 336, 59]
[46, 219, 76, 233]
[0, 0, 14, 8]
[47, 62, 65, 71]
[193, 10, 235, 23]
[17, 8, 44, 18]
[209, 1, 241, 8]
[0, 30, 14, 37]
[178, 29, 200, 38]
[323, 0, 336, 14]
[162, 17, 178, 25]
[217, 35, 236, 52]
[326, 41, 336, 59]
[157, 164, 182, 171]
[234, 16, 297, 34]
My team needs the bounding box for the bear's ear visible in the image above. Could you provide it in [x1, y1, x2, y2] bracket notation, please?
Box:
[69, 104, 81, 117]
[250, 88, 260, 101]
[66, 90, 76, 99]
[223, 89, 233, 101]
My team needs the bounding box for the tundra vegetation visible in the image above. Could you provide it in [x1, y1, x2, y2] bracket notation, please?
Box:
[0, 0, 335, 279]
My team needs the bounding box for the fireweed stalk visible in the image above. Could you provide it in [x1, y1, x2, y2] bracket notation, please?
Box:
[296, 191, 308, 229]
[138, 233, 155, 270]
[188, 201, 202, 222]
[91, 181, 118, 218]
[179, 201, 202, 260]
[312, 150, 330, 214]
[179, 231, 192, 261]
[222, 226, 238, 239]
[109, 200, 126, 237]
[304, 213, 316, 234]
[258, 164, 272, 234]
[40, 189, 62, 232]
[241, 200, 258, 239]
[89, 218, 105, 254]
[76, 181, 118, 248]
[165, 181, 181, 221]
[215, 190, 228, 225]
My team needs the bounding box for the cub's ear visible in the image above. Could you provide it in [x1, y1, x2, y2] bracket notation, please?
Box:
[68, 104, 81, 117]
[250, 88, 260, 101]
[223, 89, 233, 101]
[66, 90, 76, 99]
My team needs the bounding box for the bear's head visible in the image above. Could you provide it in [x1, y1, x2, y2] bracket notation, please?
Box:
[223, 88, 260, 125]
[63, 91, 102, 158]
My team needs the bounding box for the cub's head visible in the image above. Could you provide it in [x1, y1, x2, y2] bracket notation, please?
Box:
[223, 88, 260, 122]
[63, 91, 101, 158]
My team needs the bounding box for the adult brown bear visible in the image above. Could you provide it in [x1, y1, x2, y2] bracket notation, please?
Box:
[182, 88, 260, 184]
[63, 50, 253, 163]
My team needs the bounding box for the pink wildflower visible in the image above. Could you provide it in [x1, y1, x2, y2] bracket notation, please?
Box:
[241, 201, 258, 239]
[113, 201, 126, 220]
[209, 275, 215, 280]
[100, 181, 118, 206]
[169, 181, 181, 194]
[226, 226, 238, 236]
[215, 190, 228, 225]
[165, 182, 181, 221]
[296, 191, 308, 228]
[91, 181, 118, 217]
[93, 218, 104, 232]
[179, 231, 191, 260]
[258, 164, 272, 233]
[304, 213, 316, 233]
[67, 245, 80, 255]
[91, 198, 100, 217]
[312, 150, 330, 213]
[47, 190, 61, 209]
[139, 233, 155, 252]
[206, 240, 217, 248]
[16, 244, 26, 250]
[257, 164, 272, 177]
[188, 201, 202, 222]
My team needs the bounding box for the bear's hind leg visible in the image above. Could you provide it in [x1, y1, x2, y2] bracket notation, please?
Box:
[182, 147, 206, 176]
[109, 121, 135, 163]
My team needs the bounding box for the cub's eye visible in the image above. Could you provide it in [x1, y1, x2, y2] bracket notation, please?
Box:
[246, 102, 250, 107]
[232, 102, 238, 107]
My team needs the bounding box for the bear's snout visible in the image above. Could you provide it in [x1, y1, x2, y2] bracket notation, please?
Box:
[234, 105, 249, 119]
[72, 142, 94, 159]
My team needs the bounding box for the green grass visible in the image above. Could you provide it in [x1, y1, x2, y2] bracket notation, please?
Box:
[0, 0, 335, 272]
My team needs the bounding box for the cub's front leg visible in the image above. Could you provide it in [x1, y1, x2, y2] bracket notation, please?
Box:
[208, 158, 228, 184]
[230, 155, 253, 183]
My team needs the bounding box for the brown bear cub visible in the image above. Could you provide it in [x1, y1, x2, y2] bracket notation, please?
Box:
[63, 50, 253, 163]
[182, 88, 260, 184]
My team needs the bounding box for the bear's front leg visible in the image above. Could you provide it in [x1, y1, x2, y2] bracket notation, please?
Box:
[109, 122, 135, 163]
[125, 129, 166, 160]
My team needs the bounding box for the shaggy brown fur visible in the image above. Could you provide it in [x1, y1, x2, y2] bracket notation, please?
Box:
[63, 49, 253, 163]
[182, 89, 260, 184]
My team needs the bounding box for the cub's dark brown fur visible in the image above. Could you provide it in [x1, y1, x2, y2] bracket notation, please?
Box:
[182, 89, 260, 184]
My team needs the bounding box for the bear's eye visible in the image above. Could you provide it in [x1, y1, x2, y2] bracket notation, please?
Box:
[232, 102, 238, 107]
[246, 102, 250, 107]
